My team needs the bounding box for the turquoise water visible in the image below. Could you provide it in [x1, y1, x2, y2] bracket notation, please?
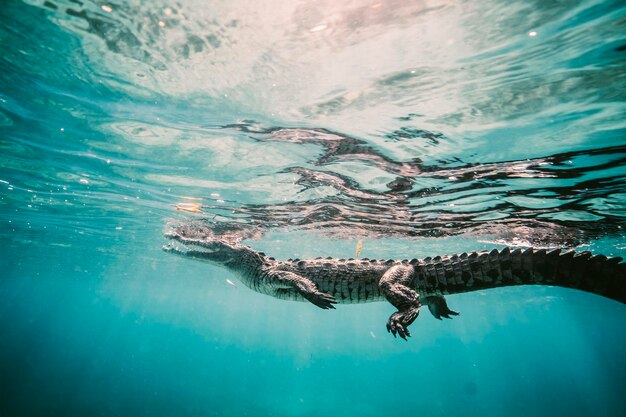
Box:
[1, 0, 625, 416]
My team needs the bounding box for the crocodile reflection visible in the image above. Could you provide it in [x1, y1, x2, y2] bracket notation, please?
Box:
[222, 122, 425, 190]
[209, 122, 626, 246]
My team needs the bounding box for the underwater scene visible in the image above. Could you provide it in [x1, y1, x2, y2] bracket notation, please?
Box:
[1, 0, 625, 416]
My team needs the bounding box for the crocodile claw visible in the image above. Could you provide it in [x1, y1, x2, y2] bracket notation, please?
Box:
[440, 310, 459, 319]
[386, 309, 419, 340]
[386, 317, 410, 340]
[304, 291, 337, 310]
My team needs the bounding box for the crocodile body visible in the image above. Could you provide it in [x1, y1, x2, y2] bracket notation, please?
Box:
[164, 223, 626, 340]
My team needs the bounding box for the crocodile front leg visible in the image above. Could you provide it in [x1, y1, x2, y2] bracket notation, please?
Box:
[269, 270, 337, 309]
[379, 265, 421, 340]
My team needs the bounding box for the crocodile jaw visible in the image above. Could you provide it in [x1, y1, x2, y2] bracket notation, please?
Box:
[163, 230, 222, 261]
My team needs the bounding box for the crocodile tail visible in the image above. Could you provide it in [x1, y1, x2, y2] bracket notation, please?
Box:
[420, 248, 626, 304]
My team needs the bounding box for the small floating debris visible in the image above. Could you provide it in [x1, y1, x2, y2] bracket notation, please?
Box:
[226, 279, 237, 287]
[356, 240, 363, 257]
[176, 202, 202, 213]
[79, 178, 89, 184]
[369, 331, 376, 339]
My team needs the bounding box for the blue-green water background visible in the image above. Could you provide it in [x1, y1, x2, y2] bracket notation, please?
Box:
[1, 0, 625, 416]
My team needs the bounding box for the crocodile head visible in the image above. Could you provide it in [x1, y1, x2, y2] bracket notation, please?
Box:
[163, 221, 245, 265]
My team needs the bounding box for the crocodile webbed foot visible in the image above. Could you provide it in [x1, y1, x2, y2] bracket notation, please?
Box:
[386, 306, 420, 340]
[425, 295, 459, 320]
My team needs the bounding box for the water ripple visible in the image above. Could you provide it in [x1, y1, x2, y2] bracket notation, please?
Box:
[1, 0, 625, 251]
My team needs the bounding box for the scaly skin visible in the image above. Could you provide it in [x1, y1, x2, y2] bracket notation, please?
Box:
[164, 224, 626, 340]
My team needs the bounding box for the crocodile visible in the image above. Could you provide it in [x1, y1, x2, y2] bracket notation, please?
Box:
[163, 223, 626, 340]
